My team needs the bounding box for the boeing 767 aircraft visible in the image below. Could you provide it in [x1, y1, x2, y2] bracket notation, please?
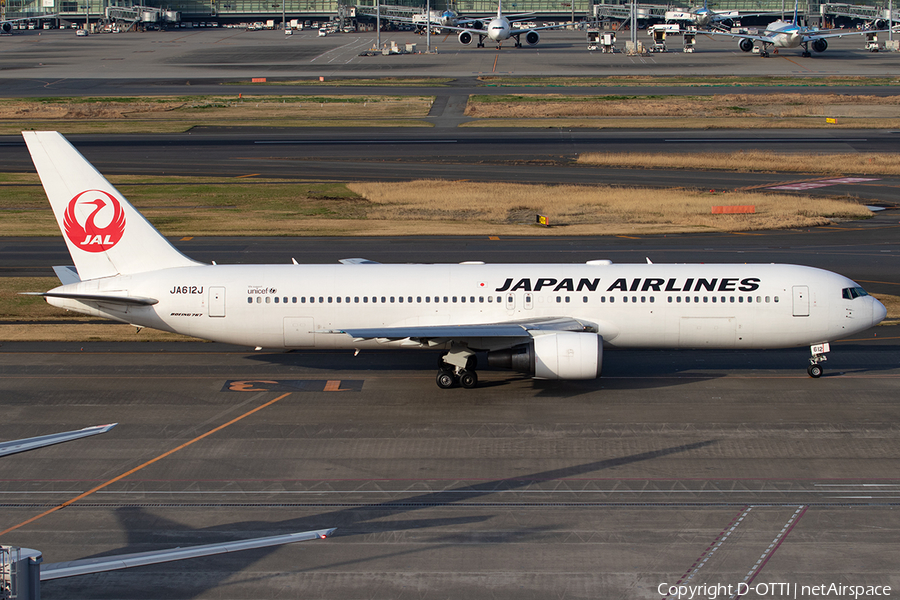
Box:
[24, 131, 885, 388]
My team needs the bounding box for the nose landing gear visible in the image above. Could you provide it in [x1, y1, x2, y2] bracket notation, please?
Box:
[807, 342, 829, 378]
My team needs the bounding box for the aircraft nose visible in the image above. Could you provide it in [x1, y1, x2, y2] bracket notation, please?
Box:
[873, 297, 887, 326]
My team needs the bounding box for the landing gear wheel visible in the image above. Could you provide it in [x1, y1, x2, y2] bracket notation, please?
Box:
[802, 51, 811, 57]
[436, 371, 457, 389]
[807, 364, 823, 378]
[459, 370, 478, 389]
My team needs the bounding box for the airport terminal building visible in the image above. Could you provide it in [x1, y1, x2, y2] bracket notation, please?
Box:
[1, 0, 886, 29]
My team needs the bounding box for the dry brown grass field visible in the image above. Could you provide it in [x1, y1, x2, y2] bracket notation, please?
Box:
[1, 95, 433, 134]
[577, 150, 900, 175]
[464, 93, 900, 128]
[347, 180, 873, 235]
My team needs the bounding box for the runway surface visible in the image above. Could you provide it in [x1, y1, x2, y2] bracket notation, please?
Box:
[1, 331, 899, 599]
[2, 23, 900, 600]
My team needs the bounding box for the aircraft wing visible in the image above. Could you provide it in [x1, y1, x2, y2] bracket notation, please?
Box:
[710, 10, 780, 22]
[800, 29, 880, 41]
[515, 22, 574, 31]
[705, 30, 776, 43]
[342, 316, 597, 343]
[438, 21, 572, 34]
[0, 424, 116, 458]
[41, 529, 336, 580]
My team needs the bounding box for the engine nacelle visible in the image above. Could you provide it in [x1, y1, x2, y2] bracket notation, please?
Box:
[487, 332, 602, 380]
[525, 30, 540, 46]
[458, 30, 473, 45]
[811, 38, 827, 53]
[738, 38, 754, 52]
[1, 22, 13, 34]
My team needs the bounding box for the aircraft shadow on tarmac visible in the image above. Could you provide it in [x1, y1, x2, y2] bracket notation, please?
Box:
[41, 439, 717, 598]
[244, 341, 899, 393]
[246, 348, 722, 393]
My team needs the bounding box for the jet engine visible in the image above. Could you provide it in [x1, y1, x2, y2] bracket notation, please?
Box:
[469, 20, 484, 30]
[525, 30, 540, 46]
[811, 38, 827, 52]
[1, 22, 13, 34]
[487, 332, 602, 380]
[458, 30, 473, 45]
[739, 38, 754, 52]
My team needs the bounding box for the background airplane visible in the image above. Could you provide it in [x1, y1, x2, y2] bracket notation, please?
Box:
[437, 0, 571, 48]
[407, 8, 532, 31]
[665, 0, 779, 29]
[707, 2, 882, 56]
[1, 16, 48, 34]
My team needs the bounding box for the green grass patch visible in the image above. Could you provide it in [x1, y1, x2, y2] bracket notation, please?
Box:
[470, 94, 665, 103]
[237, 77, 455, 87]
[477, 75, 900, 87]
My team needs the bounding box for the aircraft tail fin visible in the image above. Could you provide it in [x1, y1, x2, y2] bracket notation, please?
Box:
[497, 0, 502, 18]
[23, 131, 200, 281]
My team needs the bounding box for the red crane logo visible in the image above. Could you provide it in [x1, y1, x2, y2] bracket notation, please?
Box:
[63, 190, 126, 253]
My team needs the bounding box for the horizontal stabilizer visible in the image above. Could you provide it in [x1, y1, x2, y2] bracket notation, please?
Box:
[41, 528, 337, 580]
[0, 423, 116, 458]
[53, 265, 81, 285]
[339, 258, 382, 265]
[22, 291, 158, 306]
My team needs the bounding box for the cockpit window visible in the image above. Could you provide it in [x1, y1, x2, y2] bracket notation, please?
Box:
[842, 287, 870, 300]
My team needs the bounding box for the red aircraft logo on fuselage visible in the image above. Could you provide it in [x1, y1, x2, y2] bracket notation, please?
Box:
[63, 190, 126, 253]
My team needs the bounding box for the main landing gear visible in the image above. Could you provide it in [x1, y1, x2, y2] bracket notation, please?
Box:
[436, 346, 479, 389]
[807, 342, 829, 378]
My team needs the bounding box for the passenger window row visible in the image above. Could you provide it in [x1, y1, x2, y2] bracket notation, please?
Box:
[248, 295, 504, 305]
[246, 294, 779, 305]
[667, 296, 778, 304]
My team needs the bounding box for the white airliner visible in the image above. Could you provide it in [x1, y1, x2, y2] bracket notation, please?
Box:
[407, 8, 531, 31]
[1, 14, 57, 34]
[24, 131, 885, 389]
[438, 0, 571, 48]
[708, 4, 881, 56]
[664, 0, 778, 29]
